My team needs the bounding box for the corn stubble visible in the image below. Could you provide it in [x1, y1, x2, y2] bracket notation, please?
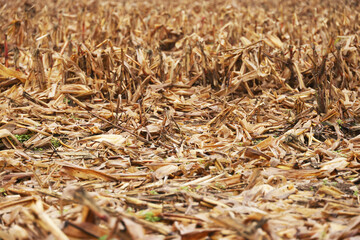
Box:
[0, 0, 360, 239]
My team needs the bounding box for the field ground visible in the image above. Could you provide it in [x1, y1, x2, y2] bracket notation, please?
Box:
[0, 0, 360, 239]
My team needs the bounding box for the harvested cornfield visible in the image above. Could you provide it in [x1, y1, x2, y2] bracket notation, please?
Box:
[0, 0, 360, 239]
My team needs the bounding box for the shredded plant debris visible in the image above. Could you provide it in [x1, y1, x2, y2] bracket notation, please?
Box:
[0, 0, 360, 239]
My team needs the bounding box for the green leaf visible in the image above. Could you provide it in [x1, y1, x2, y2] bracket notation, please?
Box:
[98, 235, 108, 240]
[15, 134, 31, 142]
[51, 138, 61, 148]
